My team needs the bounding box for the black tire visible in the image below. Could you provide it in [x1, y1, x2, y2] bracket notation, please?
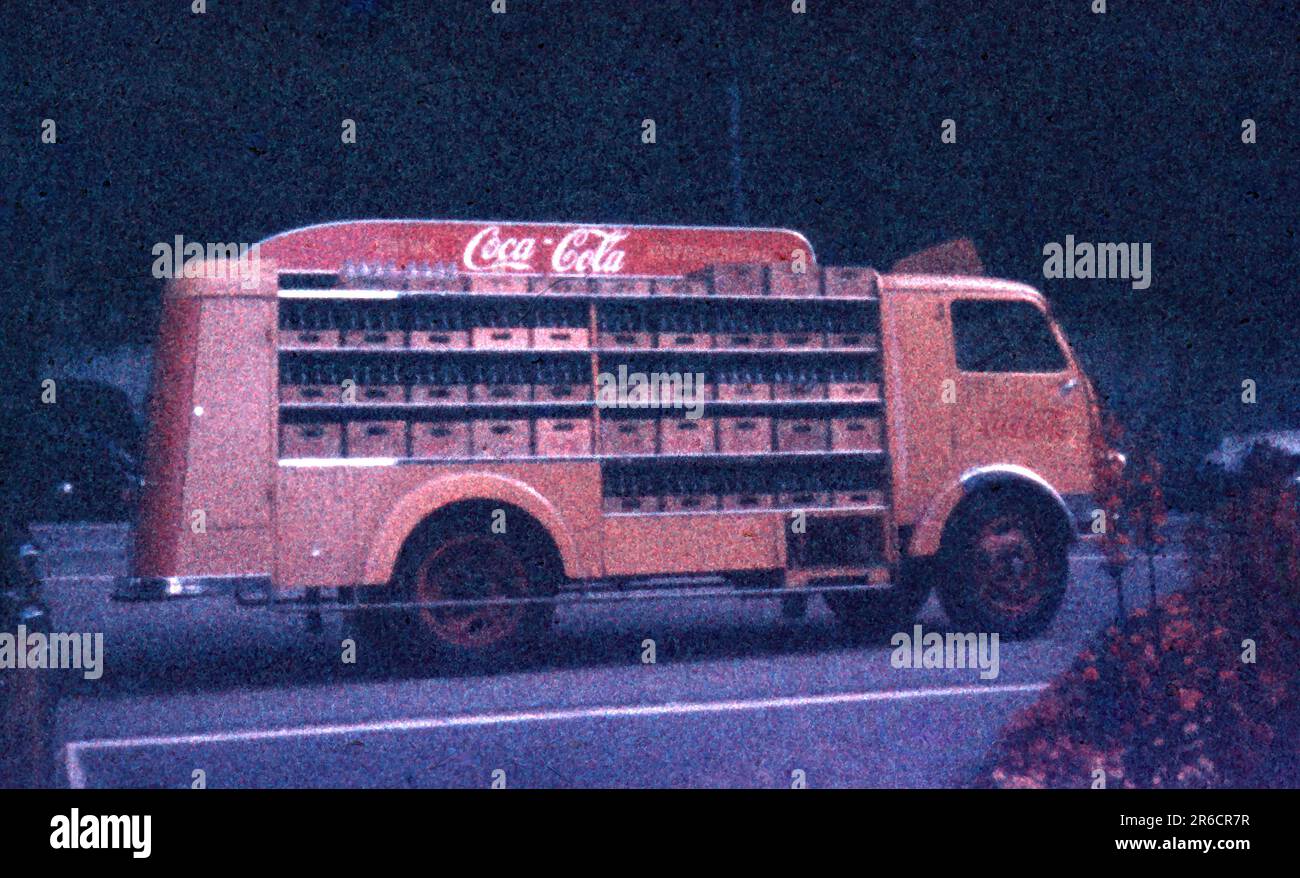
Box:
[357, 507, 560, 669]
[937, 493, 1068, 639]
[825, 559, 933, 638]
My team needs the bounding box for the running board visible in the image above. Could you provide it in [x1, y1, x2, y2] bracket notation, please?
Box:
[276, 580, 894, 614]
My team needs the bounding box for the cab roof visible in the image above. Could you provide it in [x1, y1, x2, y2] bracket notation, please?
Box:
[879, 273, 1046, 300]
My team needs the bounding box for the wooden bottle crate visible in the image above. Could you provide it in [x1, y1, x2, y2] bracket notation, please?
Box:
[717, 417, 772, 454]
[471, 326, 530, 349]
[827, 330, 878, 349]
[409, 324, 470, 350]
[827, 380, 881, 402]
[280, 379, 340, 404]
[778, 489, 832, 509]
[660, 493, 719, 513]
[600, 419, 657, 455]
[596, 278, 655, 296]
[715, 377, 771, 401]
[411, 421, 471, 458]
[603, 493, 660, 513]
[279, 329, 340, 349]
[347, 420, 406, 457]
[534, 418, 593, 456]
[768, 267, 820, 298]
[534, 380, 592, 403]
[657, 328, 712, 350]
[411, 381, 470, 404]
[834, 488, 886, 508]
[658, 417, 716, 455]
[471, 381, 532, 403]
[711, 264, 767, 297]
[280, 423, 342, 458]
[718, 491, 774, 510]
[772, 330, 825, 350]
[822, 266, 876, 298]
[472, 420, 531, 457]
[533, 277, 592, 296]
[715, 331, 772, 350]
[532, 326, 589, 350]
[776, 418, 830, 452]
[831, 417, 883, 451]
[343, 328, 405, 348]
[354, 383, 406, 404]
[773, 378, 827, 401]
[652, 278, 706, 297]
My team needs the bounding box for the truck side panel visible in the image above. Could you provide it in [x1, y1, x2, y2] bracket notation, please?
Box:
[601, 513, 783, 577]
[132, 297, 203, 577]
[178, 298, 277, 573]
[132, 266, 278, 581]
[275, 461, 605, 588]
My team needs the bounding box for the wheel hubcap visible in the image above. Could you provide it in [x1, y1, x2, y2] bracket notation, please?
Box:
[973, 515, 1045, 618]
[414, 536, 528, 649]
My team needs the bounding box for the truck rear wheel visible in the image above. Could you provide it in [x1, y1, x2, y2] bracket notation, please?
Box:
[359, 510, 559, 668]
[937, 495, 1067, 639]
[410, 533, 540, 656]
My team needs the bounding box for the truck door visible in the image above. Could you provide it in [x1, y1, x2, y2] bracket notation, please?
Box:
[947, 297, 1093, 496]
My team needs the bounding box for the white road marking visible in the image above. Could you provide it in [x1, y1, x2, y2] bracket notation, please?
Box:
[1073, 553, 1186, 561]
[63, 681, 1048, 787]
[65, 747, 88, 791]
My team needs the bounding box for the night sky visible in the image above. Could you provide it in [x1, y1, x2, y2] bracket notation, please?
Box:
[2, 0, 1295, 475]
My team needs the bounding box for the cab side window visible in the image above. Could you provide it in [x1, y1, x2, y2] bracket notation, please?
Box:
[951, 300, 1067, 373]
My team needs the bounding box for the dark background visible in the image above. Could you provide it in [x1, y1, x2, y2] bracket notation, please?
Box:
[2, 0, 1295, 489]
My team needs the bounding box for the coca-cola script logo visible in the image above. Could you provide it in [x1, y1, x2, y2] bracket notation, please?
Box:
[462, 226, 628, 274]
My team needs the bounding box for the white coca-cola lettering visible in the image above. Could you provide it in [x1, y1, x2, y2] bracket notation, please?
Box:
[461, 225, 628, 274]
[462, 226, 536, 272]
[551, 228, 628, 274]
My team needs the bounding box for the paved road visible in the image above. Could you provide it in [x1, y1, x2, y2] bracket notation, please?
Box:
[31, 523, 1190, 788]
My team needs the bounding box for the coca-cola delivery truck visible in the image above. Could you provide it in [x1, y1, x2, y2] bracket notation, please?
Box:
[116, 220, 1113, 660]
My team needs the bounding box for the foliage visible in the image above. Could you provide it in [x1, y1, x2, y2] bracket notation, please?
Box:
[982, 445, 1300, 788]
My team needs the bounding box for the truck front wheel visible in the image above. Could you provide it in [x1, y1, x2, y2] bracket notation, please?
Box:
[938, 495, 1068, 639]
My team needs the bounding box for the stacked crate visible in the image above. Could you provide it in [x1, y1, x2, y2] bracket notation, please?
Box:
[276, 261, 890, 520]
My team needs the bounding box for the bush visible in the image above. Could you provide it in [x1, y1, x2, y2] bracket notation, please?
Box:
[980, 445, 1300, 788]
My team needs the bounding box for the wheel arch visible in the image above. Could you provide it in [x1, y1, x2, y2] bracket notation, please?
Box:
[910, 464, 1076, 557]
[360, 473, 579, 585]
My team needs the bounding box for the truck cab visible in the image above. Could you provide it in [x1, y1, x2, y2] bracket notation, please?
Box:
[880, 273, 1102, 636]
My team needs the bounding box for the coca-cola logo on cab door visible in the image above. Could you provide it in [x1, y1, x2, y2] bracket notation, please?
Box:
[462, 225, 628, 274]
